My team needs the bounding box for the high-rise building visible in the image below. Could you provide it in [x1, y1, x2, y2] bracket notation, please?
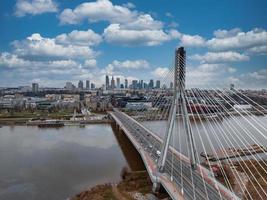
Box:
[132, 80, 138, 90]
[156, 80, 160, 89]
[144, 82, 148, 89]
[140, 80, 143, 89]
[111, 76, 115, 89]
[86, 80, 90, 89]
[149, 79, 154, 89]
[230, 83, 235, 90]
[125, 79, 128, 89]
[105, 75, 109, 90]
[116, 77, 120, 89]
[65, 82, 75, 90]
[32, 83, 39, 93]
[120, 84, 124, 89]
[170, 82, 174, 89]
[91, 83, 95, 89]
[78, 80, 83, 90]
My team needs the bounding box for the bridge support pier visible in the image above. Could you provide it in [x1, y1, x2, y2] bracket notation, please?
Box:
[152, 181, 161, 193]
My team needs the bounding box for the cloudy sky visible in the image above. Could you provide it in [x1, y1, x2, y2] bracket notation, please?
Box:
[0, 0, 266, 89]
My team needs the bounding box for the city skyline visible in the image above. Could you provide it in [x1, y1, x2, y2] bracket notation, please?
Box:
[0, 0, 267, 89]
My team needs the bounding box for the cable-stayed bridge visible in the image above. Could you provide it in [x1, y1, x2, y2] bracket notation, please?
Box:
[109, 47, 267, 200]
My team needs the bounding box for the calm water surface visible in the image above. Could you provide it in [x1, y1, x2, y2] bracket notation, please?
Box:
[142, 115, 267, 160]
[0, 125, 128, 200]
[0, 115, 266, 200]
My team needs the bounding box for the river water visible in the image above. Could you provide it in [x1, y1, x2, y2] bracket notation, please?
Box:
[142, 115, 267, 161]
[0, 125, 129, 200]
[0, 115, 266, 200]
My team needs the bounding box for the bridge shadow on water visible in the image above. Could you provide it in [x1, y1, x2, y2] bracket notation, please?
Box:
[111, 122, 146, 171]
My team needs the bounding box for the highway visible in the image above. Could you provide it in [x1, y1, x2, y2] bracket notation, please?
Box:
[111, 110, 224, 200]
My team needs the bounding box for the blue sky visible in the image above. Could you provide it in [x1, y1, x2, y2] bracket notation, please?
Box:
[0, 0, 267, 89]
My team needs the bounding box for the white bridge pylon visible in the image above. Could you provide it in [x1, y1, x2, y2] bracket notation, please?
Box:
[157, 47, 197, 173]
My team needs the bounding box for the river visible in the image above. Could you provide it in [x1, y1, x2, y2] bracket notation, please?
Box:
[0, 124, 129, 200]
[0, 115, 266, 200]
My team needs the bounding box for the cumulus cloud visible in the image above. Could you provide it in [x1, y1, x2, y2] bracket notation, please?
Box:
[84, 59, 97, 68]
[105, 59, 150, 75]
[120, 14, 163, 30]
[59, 0, 136, 25]
[0, 52, 30, 68]
[58, 0, 179, 46]
[186, 63, 237, 88]
[15, 0, 58, 17]
[190, 51, 249, 63]
[179, 34, 206, 47]
[55, 29, 102, 46]
[229, 69, 267, 89]
[207, 28, 267, 51]
[109, 59, 149, 69]
[12, 33, 97, 60]
[0, 51, 104, 87]
[0, 52, 80, 70]
[213, 28, 242, 38]
[103, 24, 179, 46]
[152, 67, 170, 78]
[246, 45, 267, 55]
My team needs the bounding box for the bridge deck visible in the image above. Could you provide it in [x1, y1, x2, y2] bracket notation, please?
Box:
[110, 110, 239, 200]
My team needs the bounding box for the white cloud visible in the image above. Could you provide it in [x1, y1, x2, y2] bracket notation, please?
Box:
[152, 67, 170, 78]
[165, 12, 173, 18]
[104, 59, 150, 75]
[84, 59, 97, 68]
[103, 24, 179, 46]
[213, 28, 241, 38]
[55, 29, 102, 46]
[243, 69, 267, 80]
[122, 2, 135, 9]
[109, 59, 149, 69]
[207, 28, 267, 51]
[0, 52, 30, 67]
[190, 51, 249, 63]
[58, 0, 179, 46]
[179, 34, 206, 47]
[186, 63, 237, 88]
[12, 33, 97, 60]
[59, 0, 136, 25]
[246, 45, 267, 55]
[0, 52, 81, 70]
[230, 69, 267, 89]
[120, 14, 163, 30]
[15, 0, 58, 17]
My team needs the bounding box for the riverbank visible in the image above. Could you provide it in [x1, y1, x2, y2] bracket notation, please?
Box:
[207, 159, 267, 199]
[71, 170, 169, 200]
[0, 110, 112, 125]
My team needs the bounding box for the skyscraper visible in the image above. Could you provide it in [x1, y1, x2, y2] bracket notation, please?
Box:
[78, 80, 83, 90]
[149, 79, 154, 89]
[105, 75, 109, 90]
[111, 76, 115, 89]
[156, 80, 160, 89]
[116, 77, 120, 89]
[86, 80, 90, 89]
[91, 83, 95, 89]
[132, 80, 138, 90]
[170, 82, 173, 89]
[125, 79, 128, 89]
[140, 80, 143, 89]
[32, 83, 39, 93]
[65, 82, 75, 90]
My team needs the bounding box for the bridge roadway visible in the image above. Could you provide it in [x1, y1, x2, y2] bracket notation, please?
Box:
[109, 109, 239, 200]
